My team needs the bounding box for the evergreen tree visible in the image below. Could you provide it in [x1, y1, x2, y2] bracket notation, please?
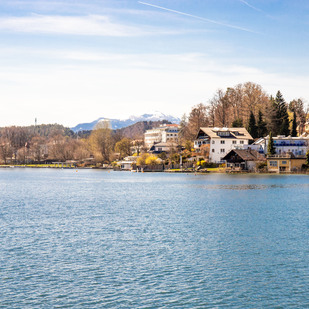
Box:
[268, 91, 290, 136]
[280, 117, 290, 136]
[257, 110, 267, 137]
[247, 111, 258, 138]
[267, 132, 276, 155]
[267, 95, 279, 135]
[231, 118, 243, 127]
[291, 112, 297, 137]
[275, 91, 290, 136]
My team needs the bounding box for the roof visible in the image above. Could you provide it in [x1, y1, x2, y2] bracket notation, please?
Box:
[154, 142, 179, 147]
[267, 153, 306, 159]
[223, 149, 266, 162]
[123, 156, 138, 161]
[264, 135, 309, 140]
[161, 124, 179, 127]
[197, 127, 252, 140]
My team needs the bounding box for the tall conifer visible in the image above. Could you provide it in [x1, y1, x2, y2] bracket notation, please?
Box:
[247, 111, 258, 138]
[291, 112, 297, 137]
[275, 91, 290, 136]
[267, 132, 276, 155]
[257, 110, 267, 137]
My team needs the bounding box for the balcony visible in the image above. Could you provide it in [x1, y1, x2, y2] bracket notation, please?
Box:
[194, 139, 210, 148]
[267, 154, 306, 159]
[273, 143, 306, 147]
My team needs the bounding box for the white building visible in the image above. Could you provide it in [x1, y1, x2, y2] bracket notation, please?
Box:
[252, 134, 309, 156]
[144, 124, 179, 149]
[152, 142, 179, 153]
[118, 156, 138, 170]
[194, 127, 252, 163]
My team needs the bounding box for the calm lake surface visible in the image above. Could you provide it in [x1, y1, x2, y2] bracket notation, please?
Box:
[1, 169, 309, 308]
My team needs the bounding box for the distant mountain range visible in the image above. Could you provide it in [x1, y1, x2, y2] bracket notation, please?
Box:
[71, 112, 180, 132]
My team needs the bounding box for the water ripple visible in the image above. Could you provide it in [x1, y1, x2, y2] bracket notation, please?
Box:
[1, 170, 309, 308]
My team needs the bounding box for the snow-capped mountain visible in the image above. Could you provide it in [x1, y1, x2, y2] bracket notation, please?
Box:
[71, 112, 180, 132]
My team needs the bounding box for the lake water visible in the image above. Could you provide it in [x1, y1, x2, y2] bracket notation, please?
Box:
[1, 169, 309, 308]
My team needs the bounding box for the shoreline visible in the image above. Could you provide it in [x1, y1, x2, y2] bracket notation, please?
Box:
[1, 165, 308, 175]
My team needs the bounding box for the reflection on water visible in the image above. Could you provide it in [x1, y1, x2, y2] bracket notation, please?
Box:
[190, 183, 309, 190]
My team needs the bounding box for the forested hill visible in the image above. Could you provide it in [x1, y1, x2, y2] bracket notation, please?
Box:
[0, 120, 172, 145]
[76, 120, 172, 139]
[0, 124, 74, 142]
[116, 120, 171, 139]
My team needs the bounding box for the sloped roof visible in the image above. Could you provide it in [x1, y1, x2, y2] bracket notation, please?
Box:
[154, 142, 179, 147]
[223, 149, 266, 162]
[198, 127, 252, 140]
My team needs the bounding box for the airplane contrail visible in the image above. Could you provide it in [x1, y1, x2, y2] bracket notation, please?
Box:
[138, 1, 257, 34]
[239, 0, 262, 13]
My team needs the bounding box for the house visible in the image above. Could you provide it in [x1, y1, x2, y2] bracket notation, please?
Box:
[150, 142, 180, 153]
[267, 153, 306, 173]
[144, 124, 179, 149]
[222, 149, 266, 172]
[252, 134, 309, 156]
[194, 127, 252, 163]
[118, 156, 138, 170]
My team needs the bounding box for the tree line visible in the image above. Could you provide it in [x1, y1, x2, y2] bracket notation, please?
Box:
[0, 122, 134, 165]
[180, 82, 308, 141]
[1, 82, 308, 165]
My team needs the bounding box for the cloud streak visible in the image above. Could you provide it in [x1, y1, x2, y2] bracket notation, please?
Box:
[138, 1, 257, 33]
[0, 14, 144, 36]
[239, 0, 262, 13]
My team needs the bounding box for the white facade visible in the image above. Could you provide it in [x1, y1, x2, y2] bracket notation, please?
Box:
[252, 135, 309, 156]
[144, 124, 179, 148]
[194, 127, 252, 163]
[153, 142, 178, 152]
[119, 156, 138, 170]
[209, 138, 249, 163]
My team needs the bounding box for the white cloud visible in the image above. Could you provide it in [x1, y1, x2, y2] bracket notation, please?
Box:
[0, 14, 144, 36]
[0, 49, 308, 127]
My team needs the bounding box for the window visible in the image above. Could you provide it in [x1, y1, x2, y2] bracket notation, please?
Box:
[212, 149, 215, 153]
[232, 141, 237, 144]
[217, 131, 230, 137]
[240, 141, 244, 144]
[281, 161, 287, 165]
[269, 161, 278, 167]
[221, 140, 225, 144]
[220, 149, 225, 153]
[212, 140, 215, 144]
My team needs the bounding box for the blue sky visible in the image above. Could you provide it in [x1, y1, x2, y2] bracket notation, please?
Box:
[0, 0, 309, 127]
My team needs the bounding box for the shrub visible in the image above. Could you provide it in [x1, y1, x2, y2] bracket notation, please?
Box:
[136, 153, 149, 166]
[137, 153, 159, 166]
[257, 162, 267, 170]
[145, 155, 159, 166]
